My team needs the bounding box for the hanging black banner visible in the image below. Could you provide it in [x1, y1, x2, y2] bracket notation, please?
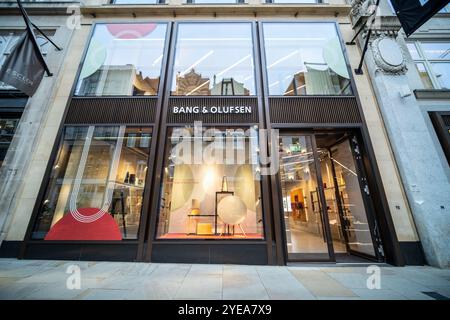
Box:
[0, 0, 60, 96]
[390, 0, 450, 36]
[0, 31, 46, 96]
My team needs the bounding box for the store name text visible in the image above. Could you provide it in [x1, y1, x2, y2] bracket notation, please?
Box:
[172, 106, 252, 114]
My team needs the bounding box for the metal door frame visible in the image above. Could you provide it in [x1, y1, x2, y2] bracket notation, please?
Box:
[277, 132, 335, 262]
[278, 131, 383, 263]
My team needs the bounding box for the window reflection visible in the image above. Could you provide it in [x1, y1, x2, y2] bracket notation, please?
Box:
[439, 4, 450, 13]
[269, 0, 318, 3]
[431, 62, 450, 89]
[421, 43, 450, 60]
[263, 23, 352, 96]
[406, 43, 420, 60]
[407, 41, 450, 89]
[0, 117, 21, 167]
[190, 0, 240, 3]
[316, 134, 375, 257]
[75, 23, 167, 96]
[32, 126, 151, 240]
[414, 62, 433, 89]
[171, 23, 255, 96]
[112, 0, 161, 3]
[279, 135, 329, 256]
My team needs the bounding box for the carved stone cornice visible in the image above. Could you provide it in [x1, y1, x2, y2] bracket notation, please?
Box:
[350, 0, 375, 27]
[349, 0, 402, 35]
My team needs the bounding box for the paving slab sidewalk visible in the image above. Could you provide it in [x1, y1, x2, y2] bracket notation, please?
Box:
[0, 259, 449, 300]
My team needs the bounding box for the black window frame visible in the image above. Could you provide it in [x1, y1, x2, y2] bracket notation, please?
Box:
[73, 21, 170, 97]
[260, 21, 354, 97]
[30, 124, 154, 241]
[169, 21, 258, 97]
[154, 124, 266, 241]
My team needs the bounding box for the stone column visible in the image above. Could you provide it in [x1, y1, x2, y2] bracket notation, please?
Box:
[0, 12, 76, 245]
[350, 0, 450, 267]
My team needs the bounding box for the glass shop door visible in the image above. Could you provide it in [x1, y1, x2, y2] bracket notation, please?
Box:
[278, 132, 382, 262]
[315, 133, 381, 261]
[278, 133, 334, 261]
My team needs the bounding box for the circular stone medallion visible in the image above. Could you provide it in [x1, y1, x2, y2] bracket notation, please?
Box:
[378, 38, 404, 66]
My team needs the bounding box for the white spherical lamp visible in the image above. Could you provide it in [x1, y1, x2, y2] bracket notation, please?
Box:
[217, 195, 247, 226]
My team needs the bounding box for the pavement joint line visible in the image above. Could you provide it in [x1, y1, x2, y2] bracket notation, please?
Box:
[421, 291, 450, 300]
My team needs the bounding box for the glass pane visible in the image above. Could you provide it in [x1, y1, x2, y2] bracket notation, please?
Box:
[0, 32, 21, 89]
[273, 0, 318, 3]
[431, 62, 450, 89]
[75, 23, 167, 96]
[263, 23, 352, 96]
[171, 23, 255, 96]
[193, 0, 238, 3]
[156, 126, 263, 239]
[0, 117, 21, 167]
[0, 118, 20, 143]
[316, 134, 375, 257]
[407, 43, 421, 60]
[279, 135, 329, 255]
[415, 62, 434, 89]
[421, 42, 450, 60]
[440, 4, 450, 13]
[32, 126, 152, 240]
[113, 0, 159, 3]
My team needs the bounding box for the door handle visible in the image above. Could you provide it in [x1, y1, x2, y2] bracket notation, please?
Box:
[364, 184, 370, 196]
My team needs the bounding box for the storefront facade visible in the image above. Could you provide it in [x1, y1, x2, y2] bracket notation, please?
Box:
[0, 1, 423, 266]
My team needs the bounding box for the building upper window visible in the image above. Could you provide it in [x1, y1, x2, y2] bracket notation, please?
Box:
[440, 4, 450, 13]
[187, 0, 243, 3]
[75, 23, 167, 96]
[408, 41, 450, 90]
[266, 0, 320, 3]
[262, 23, 352, 96]
[171, 23, 255, 96]
[111, 0, 164, 4]
[32, 126, 152, 240]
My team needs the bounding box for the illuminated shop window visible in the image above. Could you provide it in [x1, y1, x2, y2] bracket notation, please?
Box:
[263, 23, 352, 96]
[75, 23, 167, 96]
[171, 23, 256, 96]
[156, 126, 264, 239]
[32, 126, 151, 240]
